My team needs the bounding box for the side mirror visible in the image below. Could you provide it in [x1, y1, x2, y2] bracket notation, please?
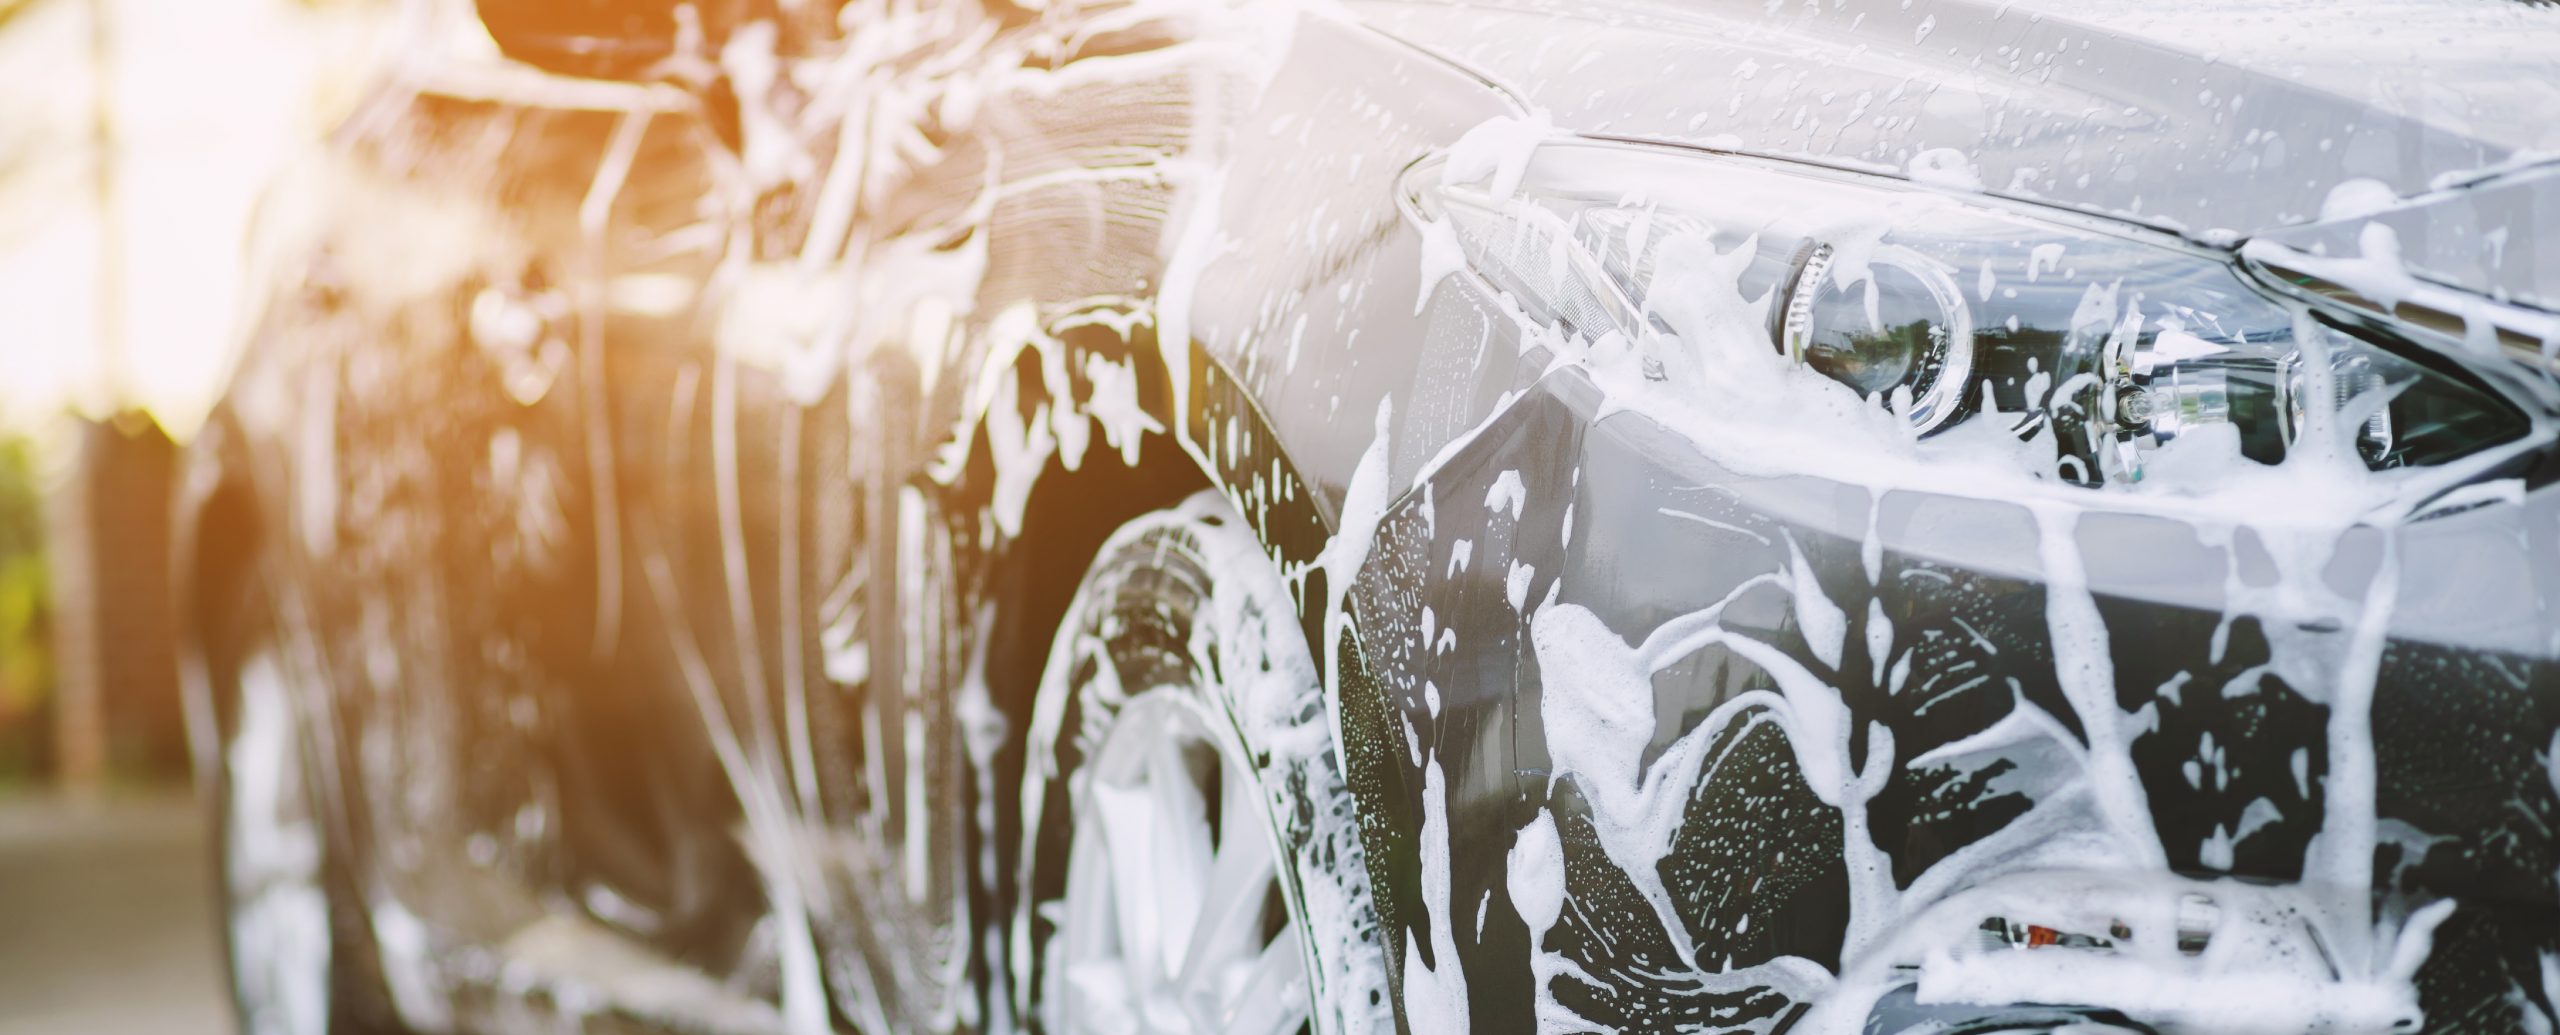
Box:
[472, 0, 753, 81]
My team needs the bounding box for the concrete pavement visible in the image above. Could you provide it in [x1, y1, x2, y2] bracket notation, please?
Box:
[0, 793, 233, 1034]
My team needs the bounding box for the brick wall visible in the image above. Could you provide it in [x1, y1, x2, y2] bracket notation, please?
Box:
[45, 411, 183, 791]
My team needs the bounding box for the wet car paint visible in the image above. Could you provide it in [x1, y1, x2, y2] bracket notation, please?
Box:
[179, 0, 2560, 1032]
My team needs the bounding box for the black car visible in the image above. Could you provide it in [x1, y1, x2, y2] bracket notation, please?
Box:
[182, 0, 2560, 1031]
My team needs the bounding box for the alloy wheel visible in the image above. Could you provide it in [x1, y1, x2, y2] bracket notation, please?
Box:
[1046, 689, 1309, 1035]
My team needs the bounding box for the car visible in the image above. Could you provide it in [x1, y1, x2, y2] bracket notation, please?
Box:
[176, 0, 2560, 1032]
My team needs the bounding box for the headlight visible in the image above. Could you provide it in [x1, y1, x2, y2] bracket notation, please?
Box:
[1405, 137, 2533, 490]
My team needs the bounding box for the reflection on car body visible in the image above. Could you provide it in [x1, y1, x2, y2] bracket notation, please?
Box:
[179, 0, 2560, 1032]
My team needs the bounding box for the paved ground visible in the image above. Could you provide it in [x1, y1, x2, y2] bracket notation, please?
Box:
[0, 793, 233, 1034]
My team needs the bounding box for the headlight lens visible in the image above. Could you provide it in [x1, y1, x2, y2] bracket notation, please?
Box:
[1408, 139, 2531, 489]
[1786, 242, 1976, 434]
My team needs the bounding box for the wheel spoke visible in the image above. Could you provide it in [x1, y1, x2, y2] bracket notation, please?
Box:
[1058, 806, 1121, 961]
[1051, 687, 1315, 1035]
[1178, 815, 1276, 993]
[1222, 925, 1311, 1035]
[1145, 730, 1214, 979]
[1218, 757, 1264, 867]
[1089, 778, 1164, 998]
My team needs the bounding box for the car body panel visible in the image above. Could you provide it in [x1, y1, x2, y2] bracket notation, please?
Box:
[183, 0, 2560, 1031]
[2260, 165, 2560, 314]
[1361, 0, 2560, 240]
[1150, 2, 2560, 1029]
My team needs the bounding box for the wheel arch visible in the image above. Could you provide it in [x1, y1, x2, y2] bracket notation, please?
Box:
[904, 300, 1419, 1026]
[172, 406, 273, 789]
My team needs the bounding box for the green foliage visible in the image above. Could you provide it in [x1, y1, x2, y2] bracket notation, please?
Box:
[0, 431, 49, 785]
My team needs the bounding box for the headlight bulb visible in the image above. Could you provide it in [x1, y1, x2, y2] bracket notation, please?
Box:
[2097, 333, 2409, 483]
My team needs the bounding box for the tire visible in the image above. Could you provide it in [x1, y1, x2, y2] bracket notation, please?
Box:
[199, 556, 408, 1035]
[1011, 491, 1390, 1035]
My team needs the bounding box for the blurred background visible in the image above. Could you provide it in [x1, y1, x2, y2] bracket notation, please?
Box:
[1, 0, 393, 1027]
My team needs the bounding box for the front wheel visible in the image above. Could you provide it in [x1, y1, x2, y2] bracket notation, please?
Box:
[218, 642, 337, 1035]
[194, 530, 408, 1035]
[1013, 492, 1390, 1035]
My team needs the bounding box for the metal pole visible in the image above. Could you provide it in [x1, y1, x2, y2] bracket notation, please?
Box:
[88, 0, 123, 409]
[54, 0, 123, 798]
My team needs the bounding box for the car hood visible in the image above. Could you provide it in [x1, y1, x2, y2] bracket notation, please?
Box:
[1354, 0, 2560, 271]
